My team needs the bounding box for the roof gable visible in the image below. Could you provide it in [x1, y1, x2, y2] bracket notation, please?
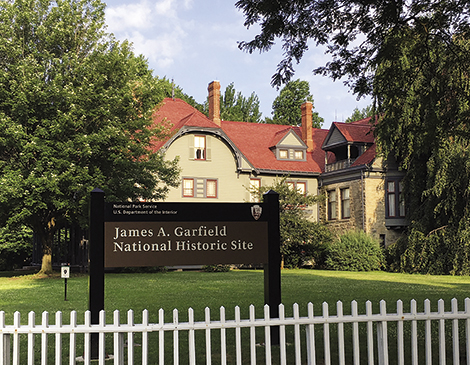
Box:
[322, 122, 375, 149]
[274, 129, 306, 148]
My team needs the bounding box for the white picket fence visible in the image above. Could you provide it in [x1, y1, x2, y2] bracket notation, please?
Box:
[1, 298, 470, 365]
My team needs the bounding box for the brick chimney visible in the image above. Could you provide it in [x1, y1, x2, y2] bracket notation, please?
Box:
[301, 101, 314, 152]
[208, 81, 221, 126]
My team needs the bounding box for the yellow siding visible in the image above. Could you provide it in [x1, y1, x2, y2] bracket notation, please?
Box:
[164, 134, 252, 202]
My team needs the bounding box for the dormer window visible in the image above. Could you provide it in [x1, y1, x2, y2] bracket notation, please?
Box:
[271, 129, 308, 161]
[294, 150, 304, 160]
[275, 148, 306, 161]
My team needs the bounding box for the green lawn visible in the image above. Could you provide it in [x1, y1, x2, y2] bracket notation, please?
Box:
[1, 269, 470, 363]
[2, 269, 470, 318]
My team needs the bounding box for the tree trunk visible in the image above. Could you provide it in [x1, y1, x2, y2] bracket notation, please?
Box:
[39, 228, 54, 275]
[41, 252, 52, 274]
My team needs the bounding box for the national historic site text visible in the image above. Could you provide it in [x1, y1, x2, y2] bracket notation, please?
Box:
[104, 221, 268, 267]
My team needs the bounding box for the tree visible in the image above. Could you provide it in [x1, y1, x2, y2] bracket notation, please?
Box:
[250, 177, 332, 268]
[236, 0, 470, 93]
[344, 105, 374, 123]
[378, 34, 470, 274]
[267, 79, 323, 127]
[204, 82, 262, 123]
[0, 0, 180, 274]
[236, 0, 470, 274]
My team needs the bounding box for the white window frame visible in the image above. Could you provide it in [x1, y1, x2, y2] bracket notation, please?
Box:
[249, 178, 261, 202]
[341, 188, 350, 219]
[328, 190, 337, 220]
[194, 135, 206, 160]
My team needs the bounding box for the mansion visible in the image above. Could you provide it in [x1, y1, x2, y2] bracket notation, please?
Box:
[151, 81, 407, 247]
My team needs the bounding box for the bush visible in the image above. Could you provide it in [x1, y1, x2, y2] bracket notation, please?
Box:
[281, 218, 332, 269]
[325, 230, 384, 271]
[0, 225, 33, 271]
[385, 223, 470, 275]
[202, 264, 231, 272]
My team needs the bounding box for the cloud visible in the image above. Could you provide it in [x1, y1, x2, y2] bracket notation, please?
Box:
[105, 1, 154, 31]
[105, 0, 192, 69]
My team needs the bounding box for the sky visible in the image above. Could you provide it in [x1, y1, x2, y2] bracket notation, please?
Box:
[104, 0, 372, 129]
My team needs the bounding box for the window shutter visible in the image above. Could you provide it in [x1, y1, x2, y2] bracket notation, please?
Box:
[188, 136, 194, 160]
[206, 136, 211, 161]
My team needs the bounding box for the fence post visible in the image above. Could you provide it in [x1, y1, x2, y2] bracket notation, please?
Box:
[89, 188, 105, 359]
[0, 311, 10, 365]
[377, 300, 389, 365]
[263, 190, 281, 346]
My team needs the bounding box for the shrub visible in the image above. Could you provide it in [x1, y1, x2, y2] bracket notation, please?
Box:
[202, 264, 231, 272]
[0, 225, 33, 271]
[281, 218, 332, 269]
[325, 230, 384, 271]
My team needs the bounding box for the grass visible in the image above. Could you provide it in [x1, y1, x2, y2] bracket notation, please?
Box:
[2, 268, 470, 363]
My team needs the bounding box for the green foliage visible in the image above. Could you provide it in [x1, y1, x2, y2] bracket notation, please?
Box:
[0, 225, 33, 271]
[237, 0, 470, 93]
[203, 82, 262, 123]
[267, 79, 323, 127]
[344, 105, 374, 123]
[325, 230, 384, 272]
[202, 264, 231, 272]
[0, 0, 181, 272]
[386, 222, 470, 275]
[237, 0, 470, 275]
[250, 177, 332, 268]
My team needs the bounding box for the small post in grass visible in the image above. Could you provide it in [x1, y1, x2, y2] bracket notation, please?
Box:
[61, 263, 70, 301]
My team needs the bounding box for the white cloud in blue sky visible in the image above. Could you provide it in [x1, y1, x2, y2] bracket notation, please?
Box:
[104, 0, 371, 128]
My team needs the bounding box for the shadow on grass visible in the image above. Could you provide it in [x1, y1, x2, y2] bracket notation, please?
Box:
[0, 269, 39, 278]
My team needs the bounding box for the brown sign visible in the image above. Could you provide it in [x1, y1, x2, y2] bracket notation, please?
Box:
[104, 221, 268, 267]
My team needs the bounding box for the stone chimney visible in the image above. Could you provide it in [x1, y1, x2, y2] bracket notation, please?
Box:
[301, 101, 314, 152]
[208, 81, 221, 126]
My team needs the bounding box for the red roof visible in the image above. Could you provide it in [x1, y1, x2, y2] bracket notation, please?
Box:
[150, 98, 221, 151]
[332, 122, 375, 144]
[221, 121, 322, 173]
[151, 98, 378, 174]
[151, 98, 325, 174]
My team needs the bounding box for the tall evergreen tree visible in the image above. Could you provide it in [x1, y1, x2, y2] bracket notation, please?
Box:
[268, 79, 323, 127]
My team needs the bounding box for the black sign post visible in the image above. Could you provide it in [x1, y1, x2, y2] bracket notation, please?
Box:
[264, 190, 281, 345]
[88, 188, 281, 356]
[89, 188, 105, 359]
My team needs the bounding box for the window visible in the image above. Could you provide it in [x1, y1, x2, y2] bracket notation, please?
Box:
[399, 181, 405, 217]
[206, 179, 217, 198]
[276, 148, 306, 161]
[183, 178, 194, 197]
[287, 181, 307, 195]
[294, 150, 304, 160]
[386, 179, 405, 218]
[341, 188, 350, 219]
[328, 190, 337, 220]
[194, 135, 206, 160]
[182, 177, 218, 198]
[279, 149, 288, 159]
[249, 178, 261, 202]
